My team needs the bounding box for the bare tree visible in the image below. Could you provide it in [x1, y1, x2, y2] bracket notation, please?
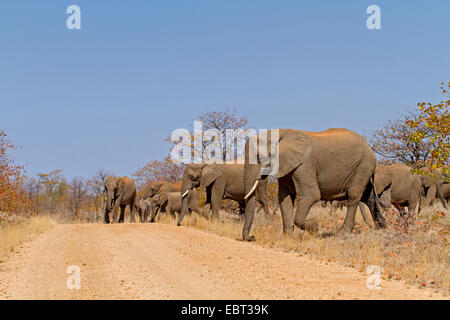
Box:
[24, 177, 41, 213]
[365, 111, 437, 168]
[87, 168, 114, 218]
[68, 177, 88, 219]
[38, 169, 66, 214]
[169, 108, 251, 163]
[134, 156, 184, 186]
[196, 109, 249, 162]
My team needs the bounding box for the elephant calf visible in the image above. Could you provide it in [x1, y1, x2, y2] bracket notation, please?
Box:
[151, 189, 201, 221]
[136, 198, 152, 223]
[374, 164, 423, 216]
[165, 191, 201, 218]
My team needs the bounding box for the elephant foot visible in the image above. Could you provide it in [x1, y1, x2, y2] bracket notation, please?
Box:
[374, 221, 386, 229]
[295, 219, 318, 234]
[336, 225, 353, 236]
[305, 219, 319, 234]
[243, 235, 255, 242]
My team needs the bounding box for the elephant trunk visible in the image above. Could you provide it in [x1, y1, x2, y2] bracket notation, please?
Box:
[150, 201, 159, 222]
[177, 180, 192, 226]
[105, 190, 114, 213]
[242, 164, 261, 241]
[370, 175, 387, 229]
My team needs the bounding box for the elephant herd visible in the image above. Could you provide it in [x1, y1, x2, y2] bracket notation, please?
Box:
[104, 128, 449, 241]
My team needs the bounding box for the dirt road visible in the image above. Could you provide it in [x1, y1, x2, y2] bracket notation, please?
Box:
[0, 223, 446, 299]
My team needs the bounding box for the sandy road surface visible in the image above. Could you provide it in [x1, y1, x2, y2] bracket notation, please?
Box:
[0, 223, 446, 300]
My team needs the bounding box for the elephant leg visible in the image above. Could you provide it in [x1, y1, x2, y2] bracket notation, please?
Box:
[329, 201, 338, 215]
[407, 198, 419, 216]
[278, 182, 295, 235]
[118, 205, 126, 223]
[168, 203, 176, 218]
[111, 198, 122, 223]
[129, 199, 137, 223]
[202, 203, 211, 219]
[255, 180, 271, 218]
[291, 167, 320, 232]
[210, 183, 225, 220]
[358, 202, 372, 227]
[339, 199, 360, 233]
[152, 206, 160, 222]
[340, 173, 372, 233]
[394, 204, 407, 216]
[238, 201, 245, 222]
[259, 198, 271, 218]
[104, 210, 110, 224]
[361, 183, 386, 229]
[293, 196, 319, 233]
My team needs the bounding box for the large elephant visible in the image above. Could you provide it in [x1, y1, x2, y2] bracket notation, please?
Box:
[177, 163, 271, 226]
[136, 197, 152, 223]
[104, 176, 138, 223]
[420, 168, 448, 209]
[243, 128, 384, 241]
[373, 164, 423, 215]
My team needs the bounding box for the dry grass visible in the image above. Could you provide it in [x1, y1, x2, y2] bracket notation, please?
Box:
[159, 204, 449, 295]
[0, 215, 56, 260]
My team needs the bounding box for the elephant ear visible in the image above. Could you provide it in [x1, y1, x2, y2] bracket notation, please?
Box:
[117, 177, 125, 192]
[153, 181, 164, 192]
[158, 192, 169, 206]
[275, 130, 313, 179]
[200, 165, 223, 187]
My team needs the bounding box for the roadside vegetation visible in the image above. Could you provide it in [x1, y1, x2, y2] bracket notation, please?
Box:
[0, 215, 55, 260]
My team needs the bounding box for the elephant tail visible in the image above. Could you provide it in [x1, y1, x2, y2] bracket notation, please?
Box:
[418, 185, 424, 213]
[370, 175, 385, 212]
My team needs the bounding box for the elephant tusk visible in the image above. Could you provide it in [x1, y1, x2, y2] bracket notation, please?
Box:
[244, 180, 259, 200]
[182, 190, 189, 198]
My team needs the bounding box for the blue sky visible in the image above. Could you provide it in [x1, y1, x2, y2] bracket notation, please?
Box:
[1, 1, 449, 178]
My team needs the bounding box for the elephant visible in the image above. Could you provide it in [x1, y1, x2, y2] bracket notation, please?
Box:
[373, 164, 423, 216]
[242, 128, 385, 241]
[136, 197, 153, 223]
[177, 163, 271, 226]
[419, 168, 448, 209]
[148, 193, 168, 222]
[104, 176, 138, 223]
[149, 189, 201, 221]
